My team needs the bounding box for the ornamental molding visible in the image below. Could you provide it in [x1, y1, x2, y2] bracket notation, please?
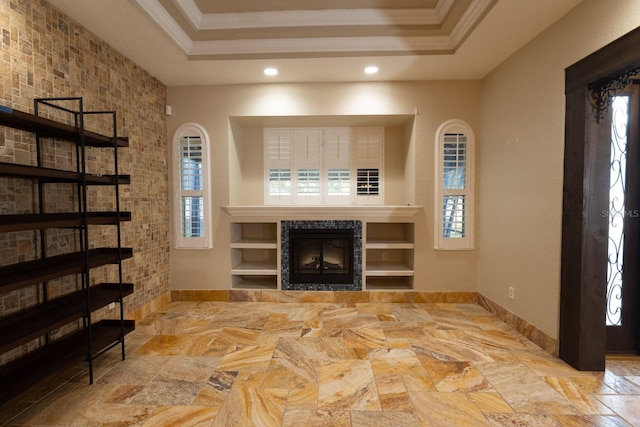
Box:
[588, 67, 640, 123]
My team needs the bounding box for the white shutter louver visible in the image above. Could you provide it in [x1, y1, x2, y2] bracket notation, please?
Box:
[353, 127, 383, 205]
[180, 136, 204, 238]
[264, 129, 293, 204]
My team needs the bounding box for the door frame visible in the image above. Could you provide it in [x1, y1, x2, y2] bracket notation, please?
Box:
[560, 26, 640, 371]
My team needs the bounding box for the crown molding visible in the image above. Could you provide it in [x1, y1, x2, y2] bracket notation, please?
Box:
[135, 0, 193, 52]
[189, 36, 454, 57]
[184, 8, 443, 30]
[450, 0, 497, 48]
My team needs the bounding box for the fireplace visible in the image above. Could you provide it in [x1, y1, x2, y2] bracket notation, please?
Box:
[281, 220, 362, 291]
[289, 229, 353, 285]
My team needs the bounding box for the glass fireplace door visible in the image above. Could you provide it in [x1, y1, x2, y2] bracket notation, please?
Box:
[289, 230, 353, 284]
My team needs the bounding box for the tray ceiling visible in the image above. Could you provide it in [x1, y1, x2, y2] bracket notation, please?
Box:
[47, 0, 583, 85]
[137, 0, 495, 59]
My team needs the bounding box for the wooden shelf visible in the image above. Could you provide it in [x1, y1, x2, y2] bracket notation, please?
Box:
[0, 283, 134, 354]
[365, 262, 414, 276]
[0, 319, 135, 403]
[366, 239, 414, 249]
[0, 162, 130, 185]
[0, 212, 132, 232]
[230, 238, 277, 249]
[0, 105, 128, 147]
[231, 261, 278, 275]
[366, 277, 413, 289]
[231, 276, 278, 289]
[0, 98, 134, 404]
[0, 248, 133, 293]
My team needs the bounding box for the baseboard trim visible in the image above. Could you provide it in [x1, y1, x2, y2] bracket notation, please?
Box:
[128, 291, 172, 322]
[477, 294, 558, 356]
[171, 289, 478, 304]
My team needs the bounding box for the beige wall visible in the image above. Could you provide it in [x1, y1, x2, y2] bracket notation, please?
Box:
[167, 81, 481, 291]
[479, 0, 640, 338]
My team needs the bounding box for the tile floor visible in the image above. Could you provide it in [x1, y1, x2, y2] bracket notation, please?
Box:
[2, 300, 640, 426]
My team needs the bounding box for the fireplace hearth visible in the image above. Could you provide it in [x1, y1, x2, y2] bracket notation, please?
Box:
[281, 220, 362, 291]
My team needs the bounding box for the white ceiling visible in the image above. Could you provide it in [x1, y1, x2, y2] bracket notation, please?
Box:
[47, 0, 582, 86]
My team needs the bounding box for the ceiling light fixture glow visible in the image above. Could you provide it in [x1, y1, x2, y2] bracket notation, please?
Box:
[364, 66, 379, 75]
[264, 67, 279, 76]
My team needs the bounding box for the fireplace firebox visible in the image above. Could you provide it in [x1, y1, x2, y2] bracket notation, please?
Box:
[289, 229, 353, 285]
[281, 220, 362, 291]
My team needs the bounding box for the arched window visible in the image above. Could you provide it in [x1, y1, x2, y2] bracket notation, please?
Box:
[173, 123, 211, 249]
[435, 119, 475, 250]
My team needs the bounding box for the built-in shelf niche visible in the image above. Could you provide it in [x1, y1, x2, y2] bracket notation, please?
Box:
[365, 222, 414, 289]
[230, 222, 279, 289]
[228, 114, 416, 207]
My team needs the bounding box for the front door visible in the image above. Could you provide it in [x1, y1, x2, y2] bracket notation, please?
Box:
[606, 82, 640, 354]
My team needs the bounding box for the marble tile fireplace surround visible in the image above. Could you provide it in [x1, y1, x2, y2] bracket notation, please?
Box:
[281, 220, 363, 291]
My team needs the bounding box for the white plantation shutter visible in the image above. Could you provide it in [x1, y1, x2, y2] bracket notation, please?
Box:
[293, 129, 321, 167]
[268, 169, 291, 196]
[356, 134, 382, 162]
[356, 168, 379, 196]
[435, 120, 474, 250]
[174, 123, 211, 249]
[180, 137, 203, 237]
[327, 169, 351, 195]
[324, 128, 351, 203]
[293, 129, 322, 204]
[267, 136, 291, 161]
[324, 128, 350, 167]
[264, 127, 383, 205]
[264, 129, 293, 204]
[265, 129, 292, 166]
[353, 127, 383, 205]
[442, 133, 467, 240]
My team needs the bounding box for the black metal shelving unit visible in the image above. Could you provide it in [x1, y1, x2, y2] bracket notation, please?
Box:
[0, 98, 134, 403]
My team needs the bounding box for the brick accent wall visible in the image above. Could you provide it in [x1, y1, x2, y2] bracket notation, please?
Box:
[0, 0, 170, 363]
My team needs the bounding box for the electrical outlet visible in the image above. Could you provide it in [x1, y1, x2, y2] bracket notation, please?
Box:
[108, 302, 116, 310]
[382, 252, 388, 261]
[508, 287, 515, 300]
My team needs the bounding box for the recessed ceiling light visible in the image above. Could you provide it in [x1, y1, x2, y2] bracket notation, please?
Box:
[264, 67, 278, 76]
[364, 66, 379, 75]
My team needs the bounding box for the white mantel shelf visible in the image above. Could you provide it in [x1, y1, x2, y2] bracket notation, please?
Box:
[224, 205, 422, 219]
